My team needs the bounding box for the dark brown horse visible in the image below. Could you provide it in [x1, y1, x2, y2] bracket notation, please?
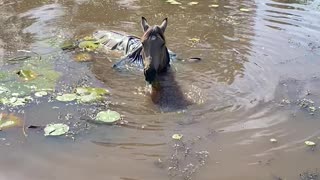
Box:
[140, 17, 170, 84]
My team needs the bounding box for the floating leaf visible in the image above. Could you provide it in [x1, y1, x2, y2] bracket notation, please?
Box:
[95, 110, 121, 123]
[172, 134, 183, 140]
[61, 40, 77, 51]
[76, 87, 109, 96]
[240, 8, 251, 12]
[74, 53, 92, 62]
[0, 113, 22, 130]
[209, 4, 219, 8]
[75, 87, 109, 103]
[16, 70, 38, 81]
[166, 0, 182, 5]
[0, 96, 33, 107]
[188, 2, 198, 5]
[309, 106, 316, 112]
[188, 38, 200, 43]
[305, 141, 316, 146]
[56, 93, 77, 102]
[35, 91, 48, 97]
[78, 40, 100, 51]
[270, 138, 277, 143]
[0, 86, 9, 95]
[78, 93, 101, 103]
[44, 123, 69, 136]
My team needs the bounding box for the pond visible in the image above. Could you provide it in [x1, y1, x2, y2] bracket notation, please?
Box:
[1, 0, 320, 179]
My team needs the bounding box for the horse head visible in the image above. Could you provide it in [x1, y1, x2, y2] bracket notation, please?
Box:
[140, 17, 170, 84]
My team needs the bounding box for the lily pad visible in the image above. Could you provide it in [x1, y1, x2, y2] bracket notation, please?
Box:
[35, 91, 48, 97]
[209, 4, 219, 8]
[188, 2, 198, 5]
[44, 123, 69, 136]
[78, 93, 101, 103]
[270, 138, 277, 143]
[76, 87, 109, 96]
[305, 141, 316, 146]
[78, 40, 100, 51]
[16, 69, 38, 81]
[172, 134, 183, 140]
[0, 96, 33, 107]
[56, 93, 77, 102]
[75, 87, 109, 103]
[0, 113, 22, 130]
[60, 40, 77, 51]
[95, 110, 121, 123]
[240, 8, 251, 12]
[74, 53, 93, 62]
[166, 0, 182, 5]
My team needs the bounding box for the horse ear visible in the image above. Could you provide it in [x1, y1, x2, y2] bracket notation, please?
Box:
[141, 17, 150, 32]
[159, 18, 168, 33]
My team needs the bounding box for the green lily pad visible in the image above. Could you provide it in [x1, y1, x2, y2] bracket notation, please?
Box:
[35, 91, 48, 97]
[61, 40, 77, 50]
[77, 93, 100, 103]
[16, 69, 38, 81]
[95, 110, 121, 123]
[56, 93, 78, 102]
[0, 113, 22, 130]
[44, 123, 69, 136]
[0, 96, 33, 107]
[75, 87, 109, 103]
[78, 40, 100, 51]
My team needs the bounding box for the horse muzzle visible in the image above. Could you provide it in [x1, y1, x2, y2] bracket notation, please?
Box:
[144, 68, 156, 84]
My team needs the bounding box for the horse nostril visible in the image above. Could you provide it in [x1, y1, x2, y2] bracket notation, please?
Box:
[144, 68, 156, 84]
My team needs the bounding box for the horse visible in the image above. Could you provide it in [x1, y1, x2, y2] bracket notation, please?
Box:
[89, 18, 191, 111]
[140, 17, 170, 84]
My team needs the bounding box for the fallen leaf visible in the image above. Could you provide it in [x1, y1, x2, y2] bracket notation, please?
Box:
[172, 134, 183, 140]
[74, 53, 92, 62]
[166, 0, 182, 5]
[305, 141, 316, 146]
[270, 138, 277, 143]
[188, 2, 199, 5]
[188, 38, 200, 43]
[209, 4, 219, 8]
[44, 123, 69, 136]
[240, 8, 251, 12]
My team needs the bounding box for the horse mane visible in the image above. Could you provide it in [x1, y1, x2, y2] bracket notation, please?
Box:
[141, 26, 166, 43]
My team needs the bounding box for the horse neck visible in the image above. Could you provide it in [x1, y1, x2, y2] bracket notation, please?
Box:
[159, 46, 170, 71]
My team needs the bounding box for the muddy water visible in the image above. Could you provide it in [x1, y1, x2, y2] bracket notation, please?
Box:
[1, 0, 320, 179]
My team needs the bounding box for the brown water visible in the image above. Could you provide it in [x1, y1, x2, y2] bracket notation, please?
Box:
[1, 0, 320, 179]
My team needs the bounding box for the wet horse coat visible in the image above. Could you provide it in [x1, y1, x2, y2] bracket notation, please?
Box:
[92, 31, 176, 72]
